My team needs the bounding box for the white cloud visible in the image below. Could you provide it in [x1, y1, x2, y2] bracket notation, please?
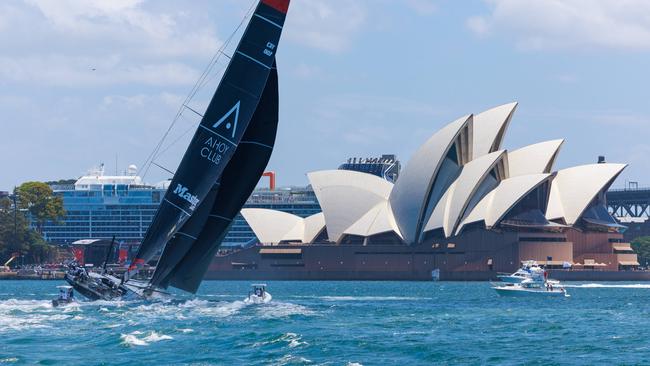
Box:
[102, 92, 184, 110]
[592, 112, 650, 127]
[405, 0, 437, 16]
[284, 0, 367, 53]
[0, 55, 200, 86]
[0, 0, 223, 88]
[312, 94, 443, 146]
[24, 0, 220, 57]
[467, 0, 650, 51]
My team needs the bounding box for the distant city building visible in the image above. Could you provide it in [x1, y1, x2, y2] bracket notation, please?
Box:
[338, 154, 400, 182]
[41, 155, 398, 246]
[0, 191, 8, 199]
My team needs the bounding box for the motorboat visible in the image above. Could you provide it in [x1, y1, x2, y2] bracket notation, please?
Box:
[492, 278, 569, 297]
[497, 260, 544, 283]
[245, 284, 272, 304]
[52, 285, 75, 307]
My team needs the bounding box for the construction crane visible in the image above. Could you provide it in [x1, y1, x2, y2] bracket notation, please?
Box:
[2, 254, 19, 270]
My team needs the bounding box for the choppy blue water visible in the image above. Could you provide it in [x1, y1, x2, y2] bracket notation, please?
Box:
[0, 281, 649, 365]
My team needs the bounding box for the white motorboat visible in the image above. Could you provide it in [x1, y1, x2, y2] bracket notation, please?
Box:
[497, 260, 544, 283]
[492, 279, 569, 297]
[52, 285, 76, 307]
[245, 284, 272, 304]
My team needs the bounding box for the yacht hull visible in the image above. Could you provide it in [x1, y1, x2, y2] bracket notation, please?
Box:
[493, 286, 567, 297]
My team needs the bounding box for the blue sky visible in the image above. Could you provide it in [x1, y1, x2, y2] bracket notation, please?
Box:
[1, 0, 649, 190]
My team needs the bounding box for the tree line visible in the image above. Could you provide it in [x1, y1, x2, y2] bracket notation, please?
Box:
[0, 182, 65, 266]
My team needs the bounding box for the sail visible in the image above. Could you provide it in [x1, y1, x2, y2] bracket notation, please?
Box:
[126, 0, 290, 278]
[162, 63, 280, 293]
[147, 184, 219, 288]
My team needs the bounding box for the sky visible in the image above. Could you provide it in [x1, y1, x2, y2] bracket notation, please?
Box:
[1, 0, 650, 191]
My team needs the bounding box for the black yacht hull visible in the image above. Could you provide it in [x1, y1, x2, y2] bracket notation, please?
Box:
[64, 269, 137, 301]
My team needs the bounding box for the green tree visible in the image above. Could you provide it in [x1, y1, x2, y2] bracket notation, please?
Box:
[44, 179, 77, 186]
[0, 196, 50, 265]
[631, 236, 650, 267]
[16, 182, 65, 234]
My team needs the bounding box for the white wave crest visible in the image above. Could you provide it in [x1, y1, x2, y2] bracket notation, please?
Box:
[270, 354, 312, 366]
[143, 331, 173, 342]
[0, 299, 60, 332]
[256, 302, 315, 319]
[195, 300, 247, 318]
[120, 331, 172, 347]
[120, 333, 149, 347]
[252, 332, 308, 349]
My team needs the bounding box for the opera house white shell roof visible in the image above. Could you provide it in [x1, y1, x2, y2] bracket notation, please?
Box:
[546, 163, 626, 226]
[243, 102, 627, 245]
[308, 170, 393, 243]
[241, 209, 325, 244]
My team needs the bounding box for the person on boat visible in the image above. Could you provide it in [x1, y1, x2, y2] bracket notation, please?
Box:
[58, 287, 73, 302]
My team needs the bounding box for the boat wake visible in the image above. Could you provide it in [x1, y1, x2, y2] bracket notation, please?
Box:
[190, 299, 249, 318]
[0, 299, 74, 331]
[316, 296, 426, 302]
[255, 301, 316, 319]
[0, 291, 318, 340]
[563, 283, 650, 289]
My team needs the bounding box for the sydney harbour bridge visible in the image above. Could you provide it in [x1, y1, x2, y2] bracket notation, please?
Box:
[607, 186, 650, 219]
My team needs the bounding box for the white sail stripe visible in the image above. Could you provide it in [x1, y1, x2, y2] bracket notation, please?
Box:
[198, 125, 237, 146]
[236, 51, 271, 70]
[163, 198, 191, 216]
[254, 14, 283, 29]
[175, 232, 198, 240]
[240, 140, 273, 149]
[209, 214, 233, 222]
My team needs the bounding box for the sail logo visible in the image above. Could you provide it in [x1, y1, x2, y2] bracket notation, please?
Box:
[212, 101, 240, 139]
[263, 42, 276, 57]
[173, 184, 199, 211]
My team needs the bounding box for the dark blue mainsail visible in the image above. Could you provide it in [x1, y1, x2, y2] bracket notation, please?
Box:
[126, 0, 290, 283]
[163, 63, 280, 293]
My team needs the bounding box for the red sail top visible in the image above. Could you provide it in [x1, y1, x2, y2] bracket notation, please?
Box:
[262, 0, 289, 13]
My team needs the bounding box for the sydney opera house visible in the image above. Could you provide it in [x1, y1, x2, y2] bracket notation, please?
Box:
[209, 102, 639, 280]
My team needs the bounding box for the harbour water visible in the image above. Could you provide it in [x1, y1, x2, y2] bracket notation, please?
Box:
[1, 280, 649, 365]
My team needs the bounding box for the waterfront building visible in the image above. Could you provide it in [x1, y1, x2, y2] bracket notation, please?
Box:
[338, 154, 400, 182]
[222, 102, 639, 280]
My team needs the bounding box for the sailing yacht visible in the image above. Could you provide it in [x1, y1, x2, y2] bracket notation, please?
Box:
[66, 0, 291, 301]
